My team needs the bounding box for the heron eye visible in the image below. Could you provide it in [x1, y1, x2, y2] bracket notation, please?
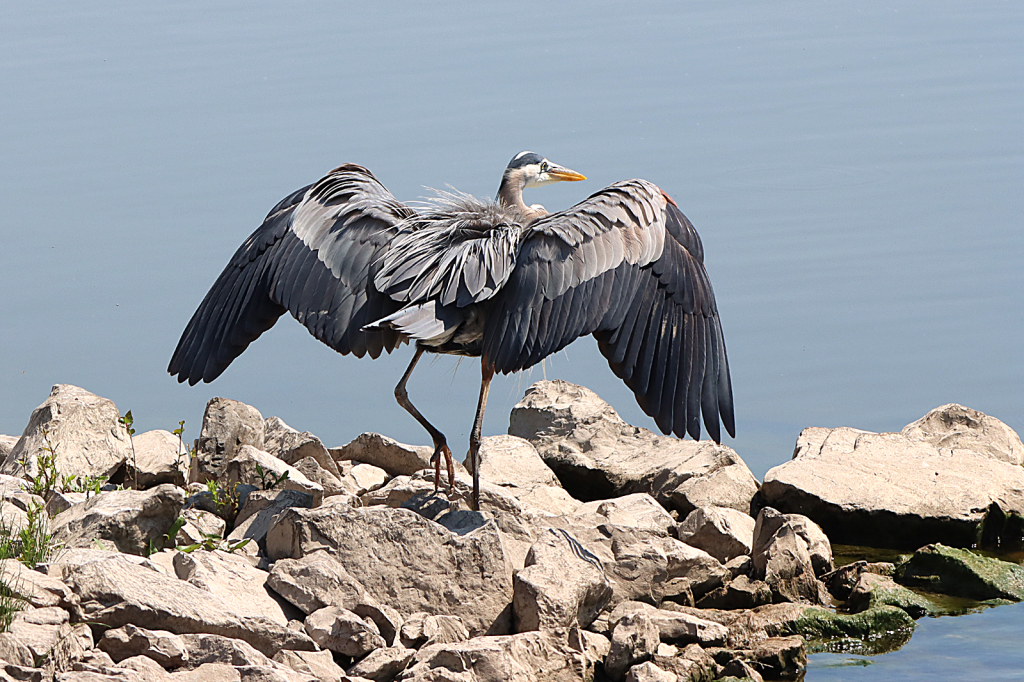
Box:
[540, 162, 549, 172]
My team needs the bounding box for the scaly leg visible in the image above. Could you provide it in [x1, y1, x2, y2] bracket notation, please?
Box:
[393, 346, 454, 492]
[467, 362, 495, 511]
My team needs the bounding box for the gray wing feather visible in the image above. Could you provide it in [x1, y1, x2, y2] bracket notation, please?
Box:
[168, 164, 410, 385]
[481, 180, 735, 443]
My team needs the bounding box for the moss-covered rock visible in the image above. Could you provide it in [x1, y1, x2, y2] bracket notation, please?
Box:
[781, 605, 914, 655]
[847, 572, 936, 618]
[895, 544, 1024, 601]
[846, 571, 993, 618]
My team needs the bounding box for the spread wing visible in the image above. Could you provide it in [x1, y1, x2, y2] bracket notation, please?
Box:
[168, 164, 413, 385]
[481, 179, 735, 442]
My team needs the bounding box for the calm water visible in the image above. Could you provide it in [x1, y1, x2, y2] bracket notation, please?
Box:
[2, 3, 1021, 676]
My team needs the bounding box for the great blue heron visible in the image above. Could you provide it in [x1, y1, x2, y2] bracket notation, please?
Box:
[168, 151, 735, 509]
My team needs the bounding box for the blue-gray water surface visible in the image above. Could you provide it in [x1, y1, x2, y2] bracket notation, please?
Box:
[2, 3, 1021, 677]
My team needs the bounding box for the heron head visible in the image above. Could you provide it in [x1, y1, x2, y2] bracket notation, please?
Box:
[504, 151, 586, 189]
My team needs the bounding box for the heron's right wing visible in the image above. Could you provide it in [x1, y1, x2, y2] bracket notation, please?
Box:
[168, 164, 412, 385]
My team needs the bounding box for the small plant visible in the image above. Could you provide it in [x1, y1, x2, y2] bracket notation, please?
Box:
[205, 479, 242, 521]
[171, 420, 192, 482]
[0, 501, 56, 568]
[17, 502, 56, 567]
[119, 410, 138, 489]
[177, 532, 251, 554]
[255, 463, 289, 491]
[60, 474, 107, 498]
[0, 570, 26, 633]
[19, 428, 60, 500]
[156, 515, 250, 555]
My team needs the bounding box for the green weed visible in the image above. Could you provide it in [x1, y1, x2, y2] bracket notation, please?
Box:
[0, 501, 56, 568]
[255, 463, 289, 490]
[118, 410, 138, 489]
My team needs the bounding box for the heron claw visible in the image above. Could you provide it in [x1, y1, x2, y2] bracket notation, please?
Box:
[430, 443, 455, 494]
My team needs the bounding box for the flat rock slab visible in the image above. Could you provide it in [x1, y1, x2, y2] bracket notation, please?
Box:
[757, 405, 1024, 549]
[608, 601, 729, 647]
[571, 493, 675, 536]
[398, 631, 587, 682]
[330, 432, 438, 478]
[267, 504, 513, 635]
[509, 380, 758, 516]
[61, 553, 315, 657]
[171, 549, 296, 626]
[0, 559, 78, 609]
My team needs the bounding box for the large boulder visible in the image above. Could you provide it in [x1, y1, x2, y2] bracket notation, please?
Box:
[902, 403, 1023, 466]
[509, 380, 759, 515]
[304, 606, 386, 657]
[757, 405, 1024, 549]
[267, 503, 513, 635]
[266, 549, 371, 615]
[192, 397, 265, 484]
[1, 384, 131, 481]
[347, 646, 416, 681]
[51, 484, 185, 555]
[97, 624, 189, 667]
[604, 611, 660, 680]
[7, 605, 93, 672]
[571, 494, 675, 536]
[696, 574, 773, 610]
[273, 649, 348, 682]
[0, 435, 18, 460]
[471, 435, 558, 487]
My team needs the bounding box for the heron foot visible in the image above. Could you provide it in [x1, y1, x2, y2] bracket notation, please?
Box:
[430, 443, 455, 493]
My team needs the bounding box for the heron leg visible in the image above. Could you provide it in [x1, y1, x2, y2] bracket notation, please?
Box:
[467, 362, 495, 511]
[394, 346, 455, 493]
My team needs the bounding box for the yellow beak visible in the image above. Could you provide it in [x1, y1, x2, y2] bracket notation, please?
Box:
[548, 165, 587, 182]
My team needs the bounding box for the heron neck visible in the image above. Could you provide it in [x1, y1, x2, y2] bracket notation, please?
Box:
[496, 174, 529, 213]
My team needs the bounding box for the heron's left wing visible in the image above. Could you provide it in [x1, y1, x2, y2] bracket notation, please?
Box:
[481, 180, 734, 442]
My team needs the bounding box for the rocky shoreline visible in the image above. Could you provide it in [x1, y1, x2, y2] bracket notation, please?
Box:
[0, 380, 1022, 681]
